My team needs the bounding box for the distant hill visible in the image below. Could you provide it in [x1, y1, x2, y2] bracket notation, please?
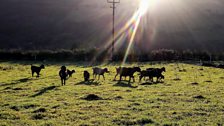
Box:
[0, 0, 224, 52]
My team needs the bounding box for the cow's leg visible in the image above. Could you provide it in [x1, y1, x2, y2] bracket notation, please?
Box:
[98, 75, 100, 80]
[156, 77, 159, 83]
[149, 77, 152, 82]
[114, 74, 118, 80]
[158, 76, 161, 82]
[128, 76, 131, 84]
[103, 74, 105, 80]
[62, 79, 64, 85]
[139, 76, 142, 82]
[61, 79, 63, 86]
[37, 72, 40, 78]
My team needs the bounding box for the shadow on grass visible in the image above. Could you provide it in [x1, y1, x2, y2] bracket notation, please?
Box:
[75, 79, 100, 86]
[0, 75, 56, 87]
[140, 81, 164, 85]
[31, 86, 57, 97]
[114, 81, 137, 88]
[140, 82, 154, 85]
[0, 77, 32, 86]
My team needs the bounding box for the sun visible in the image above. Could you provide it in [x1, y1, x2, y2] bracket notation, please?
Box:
[138, 0, 150, 17]
[100, 0, 153, 64]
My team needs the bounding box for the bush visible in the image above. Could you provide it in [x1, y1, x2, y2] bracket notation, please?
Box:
[0, 49, 222, 62]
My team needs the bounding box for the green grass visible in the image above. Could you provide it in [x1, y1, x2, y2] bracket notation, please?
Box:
[0, 61, 224, 126]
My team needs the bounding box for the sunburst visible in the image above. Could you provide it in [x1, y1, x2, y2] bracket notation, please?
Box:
[121, 0, 150, 66]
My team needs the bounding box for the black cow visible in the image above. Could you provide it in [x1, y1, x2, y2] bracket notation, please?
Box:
[84, 71, 90, 81]
[114, 67, 128, 80]
[59, 66, 68, 86]
[118, 67, 141, 84]
[31, 64, 45, 77]
[67, 69, 75, 77]
[139, 67, 166, 82]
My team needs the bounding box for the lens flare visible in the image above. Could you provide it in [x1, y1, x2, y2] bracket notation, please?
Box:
[121, 0, 150, 66]
[139, 0, 150, 17]
[91, 0, 151, 64]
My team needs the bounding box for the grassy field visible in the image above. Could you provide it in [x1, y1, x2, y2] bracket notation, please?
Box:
[0, 61, 224, 126]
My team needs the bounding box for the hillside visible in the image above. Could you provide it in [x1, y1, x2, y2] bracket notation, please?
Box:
[0, 0, 224, 52]
[0, 62, 224, 125]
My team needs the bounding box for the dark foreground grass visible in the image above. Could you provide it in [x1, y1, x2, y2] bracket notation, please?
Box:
[0, 62, 224, 125]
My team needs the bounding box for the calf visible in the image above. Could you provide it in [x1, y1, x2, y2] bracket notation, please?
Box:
[31, 64, 45, 77]
[114, 67, 128, 80]
[119, 67, 141, 84]
[139, 67, 166, 82]
[92, 67, 109, 80]
[139, 70, 153, 82]
[152, 67, 166, 82]
[67, 69, 75, 77]
[143, 68, 154, 80]
[84, 71, 90, 81]
[59, 66, 68, 86]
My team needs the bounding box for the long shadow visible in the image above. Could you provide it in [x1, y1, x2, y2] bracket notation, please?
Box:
[75, 79, 100, 86]
[0, 77, 32, 86]
[140, 81, 164, 85]
[31, 86, 57, 97]
[140, 82, 154, 85]
[32, 75, 56, 80]
[0, 75, 56, 87]
[114, 81, 137, 88]
[140, 82, 158, 86]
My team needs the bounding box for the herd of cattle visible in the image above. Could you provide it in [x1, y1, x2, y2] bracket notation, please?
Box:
[31, 64, 166, 85]
[30, 62, 224, 85]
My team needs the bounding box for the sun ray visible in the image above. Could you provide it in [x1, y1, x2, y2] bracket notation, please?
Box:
[90, 0, 151, 64]
[122, 16, 141, 66]
[121, 0, 150, 66]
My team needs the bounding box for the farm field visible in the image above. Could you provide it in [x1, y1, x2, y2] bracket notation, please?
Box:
[0, 61, 224, 126]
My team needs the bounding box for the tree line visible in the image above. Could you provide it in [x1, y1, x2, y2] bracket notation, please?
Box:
[0, 48, 223, 62]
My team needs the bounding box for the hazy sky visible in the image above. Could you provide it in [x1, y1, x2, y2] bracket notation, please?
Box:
[0, 0, 224, 51]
